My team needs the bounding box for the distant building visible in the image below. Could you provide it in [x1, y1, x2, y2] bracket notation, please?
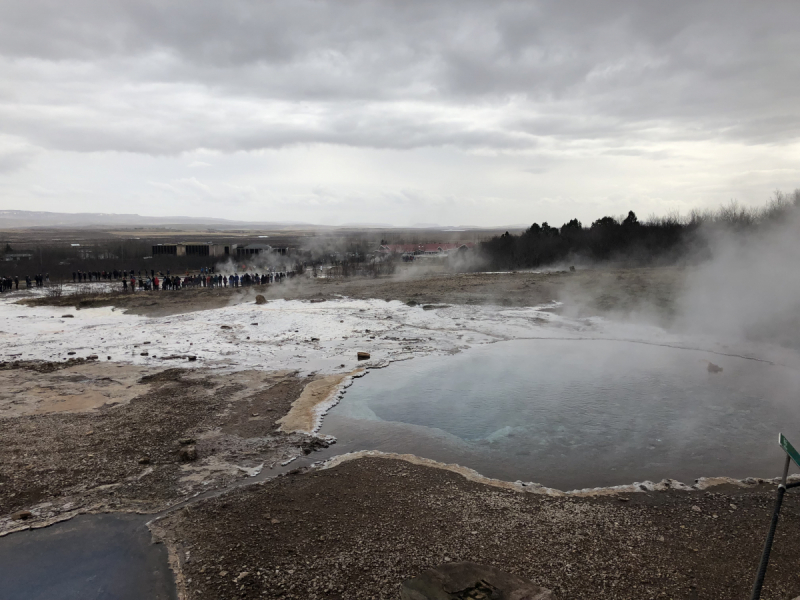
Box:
[378, 242, 475, 256]
[152, 243, 233, 257]
[236, 243, 271, 257]
[3, 253, 32, 261]
[235, 244, 291, 257]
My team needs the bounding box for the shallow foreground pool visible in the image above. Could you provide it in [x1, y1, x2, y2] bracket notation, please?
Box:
[320, 339, 800, 489]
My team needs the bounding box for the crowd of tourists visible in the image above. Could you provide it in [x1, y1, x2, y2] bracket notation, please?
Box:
[122, 269, 295, 292]
[0, 274, 49, 292]
[1, 267, 295, 294]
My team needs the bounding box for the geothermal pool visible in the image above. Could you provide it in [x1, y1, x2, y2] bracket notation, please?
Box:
[0, 514, 176, 600]
[319, 338, 800, 489]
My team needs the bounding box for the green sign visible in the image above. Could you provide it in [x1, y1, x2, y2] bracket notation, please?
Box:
[779, 433, 800, 469]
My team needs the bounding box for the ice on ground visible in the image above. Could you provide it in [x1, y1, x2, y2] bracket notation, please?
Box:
[0, 295, 784, 376]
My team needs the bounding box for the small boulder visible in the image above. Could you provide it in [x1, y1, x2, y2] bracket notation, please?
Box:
[179, 437, 196, 446]
[401, 562, 553, 600]
[707, 362, 723, 373]
[255, 295, 267, 305]
[220, 325, 232, 330]
[357, 352, 371, 360]
[179, 445, 198, 462]
[62, 314, 74, 318]
[11, 510, 33, 521]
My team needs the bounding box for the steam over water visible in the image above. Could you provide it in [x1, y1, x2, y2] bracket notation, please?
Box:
[320, 339, 800, 489]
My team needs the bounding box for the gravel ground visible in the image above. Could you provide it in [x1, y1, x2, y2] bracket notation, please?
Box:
[0, 363, 333, 535]
[153, 456, 800, 600]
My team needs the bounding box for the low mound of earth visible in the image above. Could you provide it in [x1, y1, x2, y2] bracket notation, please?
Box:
[0, 361, 339, 535]
[153, 456, 800, 600]
[19, 267, 685, 322]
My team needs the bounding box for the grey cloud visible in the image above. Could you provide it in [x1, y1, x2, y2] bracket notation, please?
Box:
[0, 141, 37, 173]
[0, 0, 798, 154]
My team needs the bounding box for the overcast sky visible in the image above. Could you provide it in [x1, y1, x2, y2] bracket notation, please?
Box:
[0, 0, 798, 227]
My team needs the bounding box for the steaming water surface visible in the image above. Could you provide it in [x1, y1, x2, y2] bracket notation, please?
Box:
[320, 339, 800, 489]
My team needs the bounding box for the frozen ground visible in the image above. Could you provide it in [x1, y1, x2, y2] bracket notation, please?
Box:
[2, 293, 785, 377]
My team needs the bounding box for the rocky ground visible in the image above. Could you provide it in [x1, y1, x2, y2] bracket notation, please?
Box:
[6, 266, 800, 600]
[153, 455, 800, 600]
[0, 361, 335, 535]
[20, 265, 686, 325]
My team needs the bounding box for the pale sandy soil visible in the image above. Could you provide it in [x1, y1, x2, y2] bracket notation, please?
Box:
[0, 363, 335, 536]
[0, 362, 153, 417]
[276, 369, 364, 434]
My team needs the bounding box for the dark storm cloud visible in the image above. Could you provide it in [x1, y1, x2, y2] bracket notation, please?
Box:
[0, 0, 798, 154]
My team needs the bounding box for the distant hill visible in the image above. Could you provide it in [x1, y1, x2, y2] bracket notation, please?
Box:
[0, 210, 529, 232]
[0, 210, 310, 230]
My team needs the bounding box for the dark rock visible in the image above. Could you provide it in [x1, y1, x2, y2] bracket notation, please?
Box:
[406, 300, 418, 306]
[179, 445, 198, 462]
[11, 510, 33, 521]
[62, 314, 74, 318]
[401, 562, 553, 600]
[67, 351, 76, 355]
[301, 437, 330, 455]
[357, 352, 371, 360]
[255, 295, 267, 305]
[179, 438, 196, 446]
[187, 356, 197, 361]
[140, 351, 149, 356]
[138, 456, 151, 465]
[86, 355, 98, 360]
[707, 362, 723, 373]
[221, 325, 232, 330]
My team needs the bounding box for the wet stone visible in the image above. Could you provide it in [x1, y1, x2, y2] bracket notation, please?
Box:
[255, 295, 267, 305]
[400, 562, 553, 600]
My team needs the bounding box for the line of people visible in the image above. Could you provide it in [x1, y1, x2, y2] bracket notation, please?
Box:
[73, 268, 202, 282]
[0, 274, 47, 292]
[123, 270, 294, 292]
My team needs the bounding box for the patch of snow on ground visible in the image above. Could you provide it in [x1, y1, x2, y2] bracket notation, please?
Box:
[0, 296, 782, 374]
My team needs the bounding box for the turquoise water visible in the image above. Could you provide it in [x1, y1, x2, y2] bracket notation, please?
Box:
[320, 339, 800, 489]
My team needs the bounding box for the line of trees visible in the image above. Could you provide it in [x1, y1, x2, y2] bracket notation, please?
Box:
[480, 190, 800, 270]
